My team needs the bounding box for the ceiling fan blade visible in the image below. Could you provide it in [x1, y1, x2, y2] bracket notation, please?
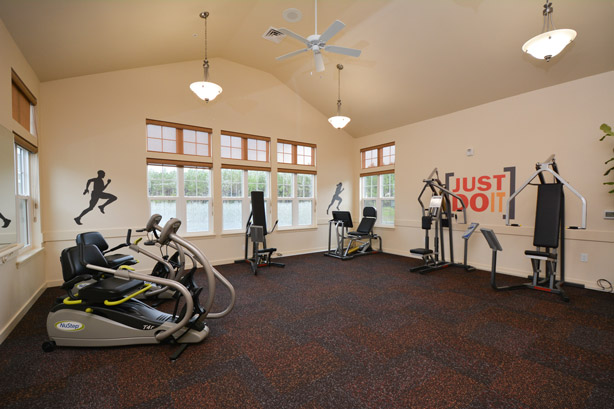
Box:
[314, 52, 325, 72]
[319, 20, 345, 44]
[276, 48, 310, 61]
[278, 28, 310, 46]
[324, 45, 361, 58]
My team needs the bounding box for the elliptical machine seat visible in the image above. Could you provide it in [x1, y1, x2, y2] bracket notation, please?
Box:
[60, 244, 144, 304]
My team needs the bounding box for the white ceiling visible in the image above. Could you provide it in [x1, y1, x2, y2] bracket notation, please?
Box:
[1, 0, 613, 138]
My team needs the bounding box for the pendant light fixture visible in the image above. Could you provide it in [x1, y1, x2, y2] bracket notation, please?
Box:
[328, 64, 351, 129]
[522, 2, 576, 62]
[190, 11, 222, 102]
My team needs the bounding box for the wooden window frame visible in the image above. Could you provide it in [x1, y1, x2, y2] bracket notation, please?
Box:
[277, 139, 316, 167]
[360, 142, 395, 170]
[12, 70, 37, 136]
[146, 119, 212, 157]
[221, 130, 270, 163]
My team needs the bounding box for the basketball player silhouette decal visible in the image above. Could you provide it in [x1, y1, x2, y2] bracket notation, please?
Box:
[74, 170, 117, 225]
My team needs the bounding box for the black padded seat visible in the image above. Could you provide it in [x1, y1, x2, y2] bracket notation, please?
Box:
[79, 277, 145, 304]
[410, 248, 433, 255]
[76, 231, 135, 269]
[524, 250, 557, 259]
[257, 248, 276, 254]
[60, 244, 145, 302]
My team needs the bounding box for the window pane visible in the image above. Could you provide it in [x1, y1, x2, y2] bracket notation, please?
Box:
[248, 170, 269, 197]
[298, 200, 312, 226]
[148, 165, 177, 196]
[223, 200, 243, 230]
[221, 169, 243, 197]
[187, 200, 209, 232]
[278, 200, 293, 227]
[147, 124, 161, 139]
[16, 147, 29, 196]
[277, 173, 293, 198]
[364, 199, 377, 209]
[231, 136, 242, 148]
[162, 139, 176, 153]
[184, 168, 210, 197]
[231, 147, 242, 159]
[382, 200, 395, 225]
[362, 175, 378, 199]
[18, 198, 29, 245]
[382, 173, 395, 198]
[150, 200, 176, 226]
[297, 174, 314, 198]
[183, 129, 195, 142]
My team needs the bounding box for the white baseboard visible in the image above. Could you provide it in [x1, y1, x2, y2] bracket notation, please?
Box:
[0, 282, 48, 344]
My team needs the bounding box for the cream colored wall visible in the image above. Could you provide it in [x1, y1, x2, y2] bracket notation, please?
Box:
[359, 71, 614, 290]
[0, 18, 46, 344]
[39, 58, 356, 284]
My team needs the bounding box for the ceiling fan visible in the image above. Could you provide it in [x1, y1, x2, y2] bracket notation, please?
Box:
[275, 0, 361, 72]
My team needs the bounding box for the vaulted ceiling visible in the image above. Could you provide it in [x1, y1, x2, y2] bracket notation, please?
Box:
[1, 0, 613, 138]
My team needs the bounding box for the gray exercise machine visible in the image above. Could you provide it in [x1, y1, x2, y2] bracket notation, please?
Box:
[325, 207, 382, 260]
[498, 154, 587, 301]
[235, 191, 284, 274]
[410, 168, 476, 273]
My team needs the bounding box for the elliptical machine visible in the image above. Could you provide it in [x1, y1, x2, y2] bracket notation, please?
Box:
[43, 217, 236, 360]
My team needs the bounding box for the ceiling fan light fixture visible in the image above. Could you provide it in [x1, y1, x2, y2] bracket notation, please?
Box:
[191, 11, 222, 102]
[328, 64, 350, 130]
[522, 2, 576, 62]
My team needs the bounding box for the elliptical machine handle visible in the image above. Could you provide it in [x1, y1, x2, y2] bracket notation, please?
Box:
[105, 229, 132, 253]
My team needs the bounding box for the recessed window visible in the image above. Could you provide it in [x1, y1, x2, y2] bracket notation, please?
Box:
[221, 167, 271, 231]
[361, 143, 395, 169]
[146, 119, 211, 157]
[360, 172, 395, 226]
[277, 170, 316, 228]
[277, 139, 316, 166]
[221, 131, 270, 162]
[147, 160, 212, 233]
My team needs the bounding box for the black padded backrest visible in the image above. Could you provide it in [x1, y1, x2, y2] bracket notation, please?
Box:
[356, 218, 376, 234]
[251, 191, 268, 235]
[60, 245, 109, 282]
[533, 183, 563, 248]
[356, 207, 377, 234]
[363, 206, 377, 218]
[76, 232, 109, 252]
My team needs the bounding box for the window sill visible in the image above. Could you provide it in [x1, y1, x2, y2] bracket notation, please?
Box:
[221, 230, 246, 237]
[182, 232, 216, 239]
[374, 224, 395, 230]
[16, 246, 44, 267]
[277, 226, 318, 232]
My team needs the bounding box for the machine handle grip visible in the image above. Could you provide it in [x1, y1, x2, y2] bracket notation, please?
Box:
[103, 283, 152, 306]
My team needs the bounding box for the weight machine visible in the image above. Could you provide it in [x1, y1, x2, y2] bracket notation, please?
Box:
[235, 191, 284, 275]
[410, 168, 477, 273]
[492, 154, 587, 301]
[325, 208, 382, 260]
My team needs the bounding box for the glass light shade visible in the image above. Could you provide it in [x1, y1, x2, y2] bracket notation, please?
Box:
[190, 81, 223, 102]
[328, 115, 351, 129]
[522, 29, 577, 61]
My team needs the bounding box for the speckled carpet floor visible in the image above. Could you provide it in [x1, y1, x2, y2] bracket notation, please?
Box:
[1, 252, 613, 408]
